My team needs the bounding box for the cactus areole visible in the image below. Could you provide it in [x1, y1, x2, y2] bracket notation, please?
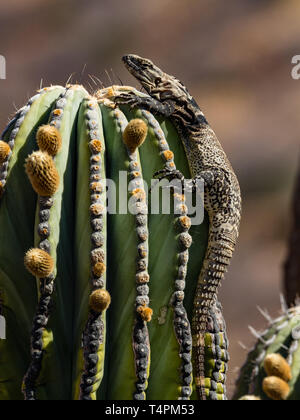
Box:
[0, 56, 240, 401]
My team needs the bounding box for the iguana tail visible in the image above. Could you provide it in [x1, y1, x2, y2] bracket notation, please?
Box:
[192, 230, 235, 400]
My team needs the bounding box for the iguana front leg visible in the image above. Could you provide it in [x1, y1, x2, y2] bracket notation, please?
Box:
[154, 168, 185, 182]
[115, 92, 175, 118]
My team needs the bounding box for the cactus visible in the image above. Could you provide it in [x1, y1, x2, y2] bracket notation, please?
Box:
[0, 83, 226, 400]
[234, 302, 300, 401]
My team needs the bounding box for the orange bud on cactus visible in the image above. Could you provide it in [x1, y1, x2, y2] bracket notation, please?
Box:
[123, 119, 148, 153]
[137, 305, 153, 322]
[89, 289, 111, 313]
[264, 354, 292, 383]
[262, 376, 290, 401]
[0, 141, 11, 164]
[25, 151, 60, 197]
[24, 248, 54, 278]
[37, 125, 62, 156]
[93, 262, 106, 278]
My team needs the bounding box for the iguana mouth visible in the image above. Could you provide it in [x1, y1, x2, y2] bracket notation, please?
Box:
[122, 55, 140, 71]
[122, 55, 155, 90]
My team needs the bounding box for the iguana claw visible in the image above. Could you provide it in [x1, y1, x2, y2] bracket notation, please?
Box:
[114, 93, 140, 109]
[149, 168, 184, 194]
[153, 168, 185, 182]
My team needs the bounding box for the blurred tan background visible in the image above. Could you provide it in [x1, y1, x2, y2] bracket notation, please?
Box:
[1, 0, 299, 397]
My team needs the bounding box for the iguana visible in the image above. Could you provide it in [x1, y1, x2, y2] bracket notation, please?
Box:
[115, 54, 242, 399]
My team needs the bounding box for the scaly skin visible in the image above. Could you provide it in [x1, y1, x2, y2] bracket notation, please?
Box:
[116, 55, 242, 400]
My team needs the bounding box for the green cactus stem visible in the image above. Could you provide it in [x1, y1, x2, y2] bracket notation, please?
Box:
[0, 84, 228, 400]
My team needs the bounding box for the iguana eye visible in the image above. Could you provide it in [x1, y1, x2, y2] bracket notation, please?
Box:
[155, 77, 162, 85]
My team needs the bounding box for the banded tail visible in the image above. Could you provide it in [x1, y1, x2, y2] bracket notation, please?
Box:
[192, 232, 234, 400]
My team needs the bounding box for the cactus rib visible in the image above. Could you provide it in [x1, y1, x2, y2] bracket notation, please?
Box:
[140, 110, 176, 172]
[172, 199, 193, 400]
[22, 274, 54, 399]
[116, 111, 151, 401]
[99, 103, 137, 399]
[79, 98, 108, 401]
[138, 108, 194, 399]
[22, 90, 67, 400]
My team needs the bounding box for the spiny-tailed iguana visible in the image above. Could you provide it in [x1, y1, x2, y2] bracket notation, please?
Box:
[115, 54, 242, 400]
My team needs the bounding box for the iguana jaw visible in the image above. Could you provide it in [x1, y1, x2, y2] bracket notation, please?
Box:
[122, 54, 164, 95]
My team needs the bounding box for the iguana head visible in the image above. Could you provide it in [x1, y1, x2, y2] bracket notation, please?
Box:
[122, 54, 192, 103]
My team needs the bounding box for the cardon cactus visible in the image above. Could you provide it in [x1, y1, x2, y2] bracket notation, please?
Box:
[234, 303, 300, 400]
[0, 82, 232, 401]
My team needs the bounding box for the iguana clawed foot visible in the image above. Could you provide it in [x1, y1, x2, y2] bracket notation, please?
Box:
[114, 92, 169, 116]
[152, 168, 195, 194]
[154, 169, 198, 192]
[114, 93, 142, 109]
[153, 168, 185, 183]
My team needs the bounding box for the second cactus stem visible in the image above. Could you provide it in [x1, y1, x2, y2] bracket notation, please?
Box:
[234, 302, 300, 401]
